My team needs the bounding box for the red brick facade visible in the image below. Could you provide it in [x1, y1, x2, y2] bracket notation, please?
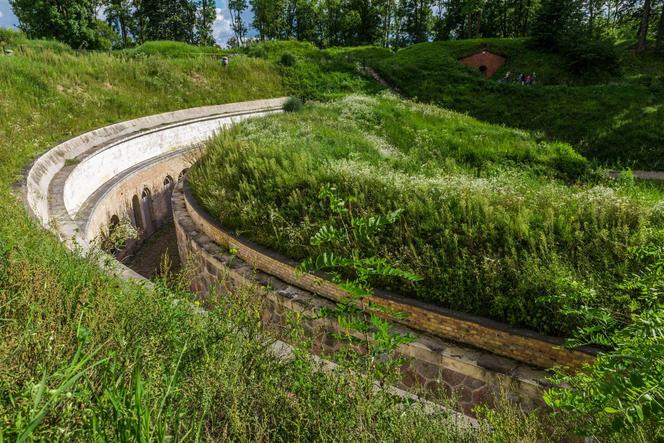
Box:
[460, 51, 506, 79]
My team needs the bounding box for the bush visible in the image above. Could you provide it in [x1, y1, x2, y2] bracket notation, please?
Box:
[562, 37, 620, 77]
[280, 51, 297, 66]
[283, 96, 304, 112]
[0, 28, 26, 47]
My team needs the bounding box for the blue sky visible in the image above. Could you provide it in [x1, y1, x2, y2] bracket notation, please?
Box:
[0, 0, 252, 46]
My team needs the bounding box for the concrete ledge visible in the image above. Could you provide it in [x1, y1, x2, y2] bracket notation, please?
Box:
[27, 97, 286, 227]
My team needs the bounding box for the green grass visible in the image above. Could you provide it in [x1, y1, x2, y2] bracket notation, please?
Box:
[240, 40, 389, 100]
[0, 31, 576, 441]
[370, 39, 664, 170]
[125, 40, 225, 58]
[0, 30, 660, 440]
[190, 94, 664, 336]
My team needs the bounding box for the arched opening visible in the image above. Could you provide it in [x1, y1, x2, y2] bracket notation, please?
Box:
[132, 195, 143, 231]
[163, 175, 174, 189]
[163, 175, 175, 216]
[479, 65, 488, 78]
[141, 187, 154, 236]
[178, 168, 189, 182]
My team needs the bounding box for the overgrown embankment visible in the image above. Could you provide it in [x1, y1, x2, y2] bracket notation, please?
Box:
[190, 94, 664, 337]
[0, 36, 492, 440]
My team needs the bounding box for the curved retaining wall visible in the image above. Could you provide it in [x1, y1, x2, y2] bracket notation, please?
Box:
[25, 98, 286, 272]
[177, 179, 596, 371]
[173, 180, 545, 414]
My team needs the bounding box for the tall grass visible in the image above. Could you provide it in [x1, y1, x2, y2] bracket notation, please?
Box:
[0, 32, 562, 441]
[190, 94, 664, 336]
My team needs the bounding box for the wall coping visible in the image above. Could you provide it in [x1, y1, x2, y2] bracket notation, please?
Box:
[182, 178, 598, 370]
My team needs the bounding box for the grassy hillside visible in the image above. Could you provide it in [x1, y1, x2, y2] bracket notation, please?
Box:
[240, 40, 390, 100]
[370, 39, 664, 170]
[0, 32, 660, 440]
[0, 36, 503, 440]
[190, 94, 664, 336]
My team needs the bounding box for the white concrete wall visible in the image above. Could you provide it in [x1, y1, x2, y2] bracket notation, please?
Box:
[26, 98, 286, 227]
[25, 98, 287, 278]
[63, 111, 277, 216]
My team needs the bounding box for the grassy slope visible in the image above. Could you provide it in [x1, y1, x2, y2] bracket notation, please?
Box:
[190, 94, 664, 336]
[240, 40, 390, 100]
[0, 37, 499, 440]
[370, 38, 664, 170]
[0, 32, 658, 440]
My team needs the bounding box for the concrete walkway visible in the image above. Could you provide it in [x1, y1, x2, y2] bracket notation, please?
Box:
[608, 170, 664, 181]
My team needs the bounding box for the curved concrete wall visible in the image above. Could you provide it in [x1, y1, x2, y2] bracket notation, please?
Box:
[25, 98, 287, 275]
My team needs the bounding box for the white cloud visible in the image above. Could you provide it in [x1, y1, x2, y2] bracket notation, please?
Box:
[213, 7, 234, 46]
[0, 11, 4, 19]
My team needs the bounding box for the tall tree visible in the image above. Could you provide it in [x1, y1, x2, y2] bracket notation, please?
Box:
[344, 0, 382, 45]
[140, 0, 196, 42]
[229, 0, 249, 45]
[532, 0, 583, 49]
[196, 0, 216, 45]
[105, 0, 135, 47]
[636, 0, 652, 51]
[251, 0, 287, 40]
[10, 0, 111, 49]
[402, 0, 433, 43]
[656, 0, 664, 51]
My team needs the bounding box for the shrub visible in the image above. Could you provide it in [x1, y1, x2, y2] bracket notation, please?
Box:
[562, 37, 620, 78]
[283, 96, 304, 112]
[281, 51, 297, 66]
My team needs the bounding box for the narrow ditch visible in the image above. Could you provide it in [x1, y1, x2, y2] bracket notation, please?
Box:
[123, 219, 181, 279]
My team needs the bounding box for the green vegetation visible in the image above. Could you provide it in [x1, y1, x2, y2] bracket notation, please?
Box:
[0, 29, 662, 440]
[370, 39, 664, 169]
[0, 31, 580, 442]
[242, 40, 389, 100]
[190, 94, 663, 337]
[124, 41, 224, 58]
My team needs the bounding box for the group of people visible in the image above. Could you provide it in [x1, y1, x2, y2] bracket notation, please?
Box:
[500, 71, 536, 85]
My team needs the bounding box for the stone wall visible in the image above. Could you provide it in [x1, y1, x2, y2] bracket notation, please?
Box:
[173, 180, 547, 415]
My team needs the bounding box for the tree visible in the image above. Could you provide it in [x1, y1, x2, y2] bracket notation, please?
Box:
[532, 0, 584, 50]
[656, 0, 664, 52]
[140, 0, 196, 43]
[250, 0, 288, 40]
[104, 0, 135, 47]
[402, 0, 433, 43]
[10, 0, 113, 49]
[636, 0, 652, 51]
[229, 0, 248, 46]
[196, 0, 216, 46]
[291, 0, 319, 42]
